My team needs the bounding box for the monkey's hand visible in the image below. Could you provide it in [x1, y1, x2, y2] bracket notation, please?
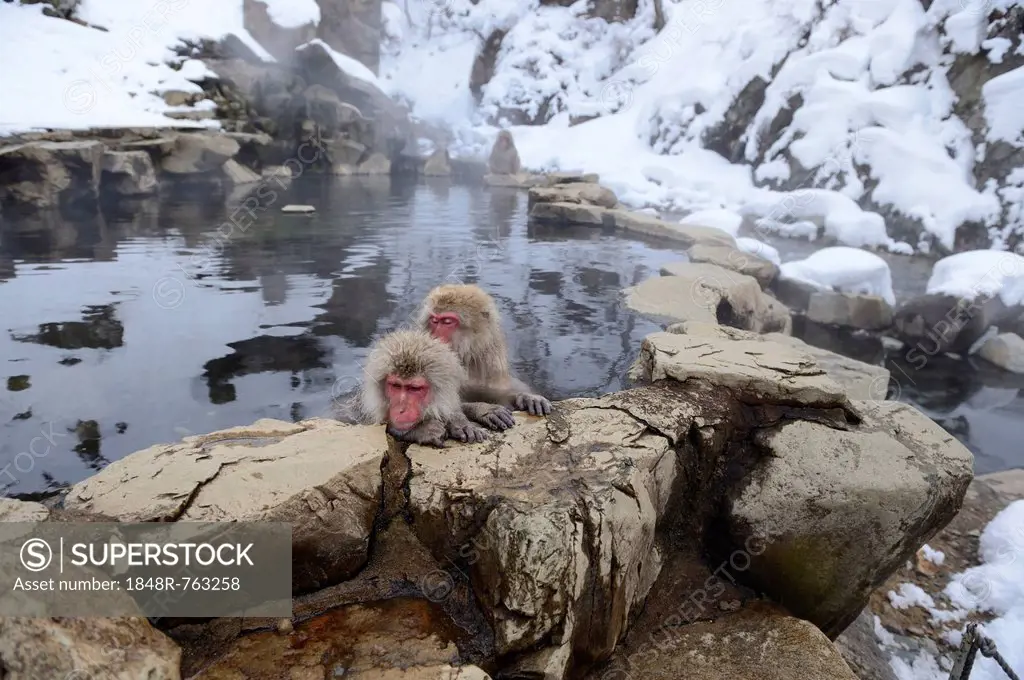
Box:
[446, 418, 490, 444]
[513, 393, 553, 417]
[388, 420, 447, 448]
[463, 402, 516, 431]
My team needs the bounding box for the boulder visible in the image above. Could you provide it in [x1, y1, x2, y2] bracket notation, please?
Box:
[978, 331, 1024, 373]
[221, 158, 262, 186]
[529, 203, 737, 249]
[0, 140, 104, 210]
[315, 0, 383, 76]
[161, 134, 241, 175]
[725, 399, 973, 637]
[687, 242, 779, 288]
[665, 322, 891, 402]
[423, 148, 452, 176]
[0, 617, 181, 680]
[356, 151, 391, 175]
[262, 165, 293, 187]
[326, 137, 368, 173]
[100, 150, 158, 196]
[629, 330, 859, 414]
[530, 201, 609, 226]
[891, 293, 996, 357]
[0, 497, 49, 524]
[807, 292, 894, 331]
[527, 182, 618, 210]
[544, 171, 599, 185]
[64, 418, 384, 593]
[624, 263, 790, 334]
[593, 604, 859, 680]
[484, 172, 549, 188]
[771, 275, 821, 312]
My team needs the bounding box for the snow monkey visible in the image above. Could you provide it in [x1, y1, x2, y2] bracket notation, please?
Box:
[417, 284, 553, 417]
[487, 129, 521, 175]
[360, 329, 494, 447]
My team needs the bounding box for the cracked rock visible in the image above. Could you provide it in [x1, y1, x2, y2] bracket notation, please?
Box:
[64, 418, 384, 592]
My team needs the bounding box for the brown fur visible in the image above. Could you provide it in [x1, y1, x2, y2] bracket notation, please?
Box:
[487, 130, 521, 175]
[416, 284, 544, 409]
[359, 329, 466, 426]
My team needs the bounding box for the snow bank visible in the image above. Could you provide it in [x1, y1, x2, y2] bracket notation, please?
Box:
[680, 209, 742, 237]
[736, 237, 781, 266]
[926, 250, 1024, 306]
[0, 0, 273, 135]
[779, 246, 897, 306]
[251, 0, 321, 29]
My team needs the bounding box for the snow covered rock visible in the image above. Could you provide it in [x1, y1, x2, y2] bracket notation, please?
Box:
[646, 262, 791, 333]
[891, 294, 996, 357]
[726, 399, 974, 637]
[780, 247, 897, 307]
[242, 0, 318, 62]
[686, 242, 779, 288]
[99, 150, 158, 196]
[736, 237, 782, 266]
[978, 332, 1024, 374]
[527, 181, 619, 210]
[0, 140, 103, 211]
[926, 250, 1024, 307]
[806, 291, 894, 331]
[680, 208, 743, 238]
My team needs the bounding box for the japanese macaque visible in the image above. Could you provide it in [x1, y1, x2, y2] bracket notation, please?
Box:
[359, 329, 493, 447]
[487, 130, 521, 175]
[416, 284, 553, 417]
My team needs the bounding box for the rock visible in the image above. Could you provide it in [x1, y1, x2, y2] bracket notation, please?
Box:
[0, 497, 48, 523]
[100, 150, 158, 196]
[687, 242, 779, 288]
[161, 134, 240, 175]
[192, 599, 488, 679]
[0, 617, 181, 680]
[806, 292, 894, 331]
[221, 158, 261, 186]
[834, 609, 899, 680]
[544, 171, 599, 185]
[484, 172, 548, 188]
[282, 204, 316, 213]
[891, 293, 995, 357]
[530, 201, 609, 226]
[725, 399, 974, 637]
[423, 148, 452, 176]
[0, 140, 104, 210]
[326, 138, 368, 173]
[594, 604, 858, 680]
[261, 165, 293, 187]
[294, 84, 372, 144]
[356, 151, 391, 175]
[527, 181, 618, 209]
[629, 330, 858, 414]
[624, 262, 791, 333]
[978, 331, 1024, 373]
[63, 418, 384, 592]
[315, 0, 383, 76]
[665, 322, 891, 402]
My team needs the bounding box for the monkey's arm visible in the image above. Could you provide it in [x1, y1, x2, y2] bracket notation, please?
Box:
[387, 419, 447, 448]
[463, 380, 552, 417]
[462, 402, 516, 431]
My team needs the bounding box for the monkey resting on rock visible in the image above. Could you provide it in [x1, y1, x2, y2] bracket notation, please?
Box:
[359, 329, 510, 447]
[416, 283, 553, 419]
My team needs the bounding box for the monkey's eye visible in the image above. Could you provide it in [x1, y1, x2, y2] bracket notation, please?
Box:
[407, 384, 425, 392]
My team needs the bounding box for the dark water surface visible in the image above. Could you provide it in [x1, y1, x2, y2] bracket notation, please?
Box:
[1, 177, 1021, 498]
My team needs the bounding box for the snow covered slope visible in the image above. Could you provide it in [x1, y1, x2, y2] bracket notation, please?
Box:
[380, 0, 1024, 254]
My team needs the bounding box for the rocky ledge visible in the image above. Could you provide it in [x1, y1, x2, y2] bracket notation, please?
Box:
[2, 322, 974, 680]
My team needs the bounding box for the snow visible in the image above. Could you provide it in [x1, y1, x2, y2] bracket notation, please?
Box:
[920, 544, 946, 566]
[982, 66, 1024, 145]
[251, 0, 321, 29]
[736, 237, 782, 266]
[296, 39, 388, 92]
[926, 250, 1024, 306]
[779, 246, 897, 306]
[0, 1, 273, 135]
[680, 209, 742, 237]
[889, 583, 937, 610]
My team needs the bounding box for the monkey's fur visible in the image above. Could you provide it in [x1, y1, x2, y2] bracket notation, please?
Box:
[487, 130, 521, 175]
[359, 329, 490, 447]
[416, 283, 553, 417]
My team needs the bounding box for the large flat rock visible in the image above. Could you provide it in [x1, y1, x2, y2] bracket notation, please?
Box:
[65, 418, 385, 592]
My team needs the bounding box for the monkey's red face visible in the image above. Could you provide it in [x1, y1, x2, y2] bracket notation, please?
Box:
[427, 312, 460, 344]
[385, 375, 431, 432]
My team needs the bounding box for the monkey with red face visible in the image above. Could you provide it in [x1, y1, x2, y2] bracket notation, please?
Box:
[359, 329, 492, 447]
[416, 283, 553, 418]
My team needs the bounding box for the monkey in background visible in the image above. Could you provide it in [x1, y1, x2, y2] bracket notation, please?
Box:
[359, 329, 495, 447]
[487, 130, 521, 175]
[416, 284, 553, 417]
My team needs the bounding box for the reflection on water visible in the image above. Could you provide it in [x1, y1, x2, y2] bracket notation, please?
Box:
[1, 177, 1021, 498]
[0, 177, 679, 498]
